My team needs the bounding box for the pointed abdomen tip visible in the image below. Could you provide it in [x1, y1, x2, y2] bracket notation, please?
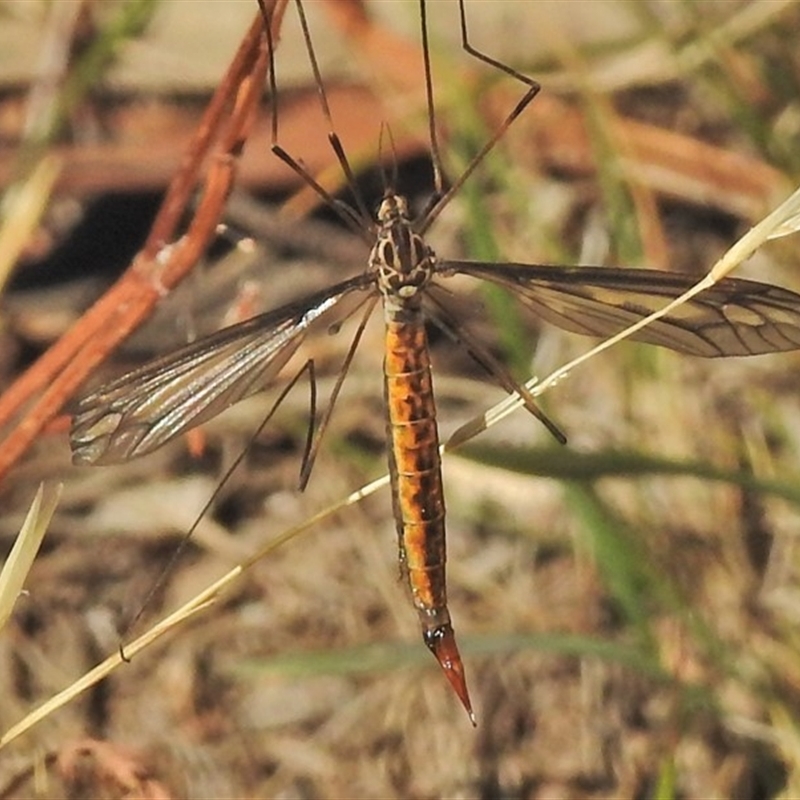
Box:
[424, 624, 476, 724]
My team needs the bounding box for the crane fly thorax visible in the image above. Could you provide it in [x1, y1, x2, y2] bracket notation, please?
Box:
[371, 193, 436, 309]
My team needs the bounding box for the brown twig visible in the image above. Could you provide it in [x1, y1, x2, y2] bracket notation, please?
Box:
[0, 2, 289, 482]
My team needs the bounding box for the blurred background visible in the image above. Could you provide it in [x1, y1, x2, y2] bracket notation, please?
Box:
[1, 1, 800, 797]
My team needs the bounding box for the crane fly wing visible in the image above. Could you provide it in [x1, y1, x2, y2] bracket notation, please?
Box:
[70, 275, 373, 466]
[441, 262, 800, 358]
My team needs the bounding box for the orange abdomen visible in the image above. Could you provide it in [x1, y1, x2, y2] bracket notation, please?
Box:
[383, 312, 446, 616]
[382, 306, 472, 718]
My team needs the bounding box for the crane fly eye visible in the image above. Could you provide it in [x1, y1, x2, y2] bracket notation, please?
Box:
[381, 239, 396, 267]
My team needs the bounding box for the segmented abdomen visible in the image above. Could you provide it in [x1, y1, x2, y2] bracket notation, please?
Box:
[382, 302, 471, 716]
[383, 306, 447, 612]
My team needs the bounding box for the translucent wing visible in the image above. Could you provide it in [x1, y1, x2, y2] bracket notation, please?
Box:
[71, 275, 373, 465]
[441, 262, 800, 357]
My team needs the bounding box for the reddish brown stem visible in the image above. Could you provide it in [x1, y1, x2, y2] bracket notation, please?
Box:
[0, 4, 288, 482]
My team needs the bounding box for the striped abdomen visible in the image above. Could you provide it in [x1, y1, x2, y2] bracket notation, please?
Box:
[383, 303, 472, 719]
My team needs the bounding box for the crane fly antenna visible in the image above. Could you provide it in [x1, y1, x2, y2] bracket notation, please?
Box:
[376, 122, 400, 198]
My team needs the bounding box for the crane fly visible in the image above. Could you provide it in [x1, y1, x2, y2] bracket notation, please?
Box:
[69, 0, 800, 724]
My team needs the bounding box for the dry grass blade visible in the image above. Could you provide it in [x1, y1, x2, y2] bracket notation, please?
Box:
[0, 591, 216, 751]
[0, 473, 390, 749]
[0, 155, 61, 296]
[0, 483, 62, 632]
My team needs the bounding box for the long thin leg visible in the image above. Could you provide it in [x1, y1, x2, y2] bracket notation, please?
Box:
[426, 290, 566, 446]
[119, 357, 319, 652]
[418, 0, 444, 201]
[419, 0, 541, 233]
[257, 0, 374, 240]
[299, 296, 379, 490]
